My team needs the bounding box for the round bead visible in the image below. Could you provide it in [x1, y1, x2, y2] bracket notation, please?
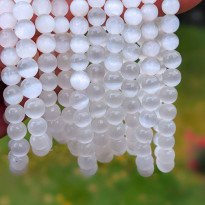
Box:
[156, 159, 175, 173]
[14, 0, 32, 3]
[70, 17, 88, 35]
[51, 0, 69, 17]
[91, 117, 109, 133]
[55, 33, 70, 54]
[163, 50, 182, 69]
[88, 0, 105, 8]
[162, 69, 181, 87]
[78, 141, 95, 157]
[0, 0, 14, 15]
[0, 29, 18, 48]
[104, 53, 123, 72]
[87, 45, 105, 64]
[124, 8, 142, 25]
[158, 104, 177, 121]
[86, 83, 105, 102]
[140, 75, 160, 94]
[15, 20, 35, 39]
[43, 104, 61, 121]
[28, 118, 47, 136]
[40, 73, 58, 91]
[158, 136, 175, 149]
[141, 57, 161, 75]
[159, 15, 180, 33]
[70, 71, 90, 90]
[110, 137, 126, 156]
[39, 91, 57, 107]
[70, 54, 89, 71]
[121, 80, 139, 98]
[0, 12, 17, 29]
[162, 0, 180, 15]
[0, 47, 20, 66]
[38, 53, 57, 73]
[121, 62, 140, 80]
[160, 86, 178, 104]
[70, 0, 89, 17]
[106, 16, 124, 34]
[104, 72, 123, 90]
[142, 93, 160, 111]
[30, 133, 50, 150]
[105, 108, 124, 126]
[108, 123, 125, 140]
[61, 107, 75, 124]
[125, 113, 140, 127]
[139, 110, 158, 128]
[57, 53, 71, 71]
[161, 33, 179, 50]
[90, 101, 106, 118]
[141, 3, 158, 22]
[123, 44, 141, 61]
[7, 122, 27, 140]
[122, 97, 141, 114]
[87, 26, 107, 45]
[158, 120, 176, 137]
[93, 132, 109, 146]
[136, 126, 153, 143]
[122, 0, 141, 8]
[122, 25, 141, 43]
[32, 0, 52, 16]
[58, 71, 72, 89]
[141, 22, 158, 40]
[54, 16, 70, 33]
[88, 8, 106, 26]
[105, 90, 124, 108]
[69, 91, 89, 110]
[10, 139, 30, 157]
[87, 64, 105, 83]
[70, 35, 89, 53]
[106, 34, 124, 53]
[58, 89, 72, 107]
[13, 1, 33, 20]
[78, 155, 97, 170]
[157, 148, 175, 163]
[73, 110, 92, 128]
[104, 0, 123, 16]
[142, 40, 160, 57]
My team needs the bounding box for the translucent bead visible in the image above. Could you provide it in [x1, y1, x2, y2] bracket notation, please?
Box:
[78, 155, 97, 170]
[28, 117, 47, 136]
[77, 126, 94, 143]
[104, 0, 123, 16]
[57, 53, 71, 71]
[32, 0, 52, 16]
[43, 104, 61, 121]
[139, 110, 158, 128]
[10, 139, 30, 157]
[88, 8, 106, 26]
[122, 0, 141, 8]
[70, 0, 88, 17]
[54, 16, 69, 33]
[61, 107, 74, 124]
[108, 123, 125, 140]
[80, 164, 98, 177]
[67, 139, 78, 156]
[70, 35, 89, 54]
[156, 158, 175, 173]
[88, 0, 105, 8]
[87, 45, 105, 64]
[121, 62, 140, 80]
[160, 86, 178, 104]
[162, 0, 180, 15]
[157, 148, 175, 163]
[1, 66, 21, 86]
[63, 124, 78, 141]
[141, 22, 158, 40]
[58, 89, 72, 108]
[123, 44, 141, 61]
[140, 57, 160, 75]
[51, 0, 69, 17]
[38, 53, 57, 73]
[106, 34, 124, 53]
[122, 97, 141, 114]
[125, 113, 140, 127]
[138, 165, 154, 177]
[0, 47, 20, 66]
[142, 40, 160, 57]
[21, 77, 42, 99]
[91, 117, 109, 133]
[136, 141, 152, 156]
[158, 136, 175, 149]
[104, 53, 123, 72]
[136, 155, 154, 171]
[90, 102, 106, 118]
[95, 144, 113, 163]
[48, 117, 65, 135]
[161, 33, 179, 50]
[93, 132, 109, 146]
[162, 69, 181, 87]
[55, 33, 70, 54]
[70, 71, 90, 91]
[142, 93, 160, 111]
[9, 154, 28, 172]
[0, 29, 18, 48]
[159, 15, 179, 33]
[37, 34, 56, 54]
[0, 0, 14, 15]
[105, 90, 123, 108]
[30, 133, 50, 150]
[0, 12, 17, 29]
[136, 125, 153, 143]
[58, 71, 72, 89]
[78, 141, 95, 157]
[163, 50, 182, 69]
[104, 72, 123, 90]
[87, 26, 107, 45]
[87, 64, 105, 83]
[14, 0, 32, 3]
[106, 16, 124, 34]
[73, 110, 91, 128]
[69, 91, 89, 110]
[142, 0, 157, 3]
[158, 120, 176, 137]
[141, 3, 158, 22]
[40, 73, 58, 92]
[122, 80, 139, 98]
[110, 137, 126, 156]
[32, 146, 51, 157]
[3, 85, 23, 105]
[158, 104, 177, 121]
[17, 58, 38, 78]
[122, 25, 141, 44]
[39, 91, 57, 107]
[70, 17, 88, 35]
[70, 54, 89, 71]
[124, 8, 142, 25]
[105, 108, 124, 126]
[13, 1, 33, 20]
[140, 75, 160, 94]
[86, 83, 105, 101]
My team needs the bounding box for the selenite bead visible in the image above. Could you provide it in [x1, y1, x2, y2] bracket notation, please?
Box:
[63, 124, 78, 141]
[55, 33, 70, 54]
[70, 54, 89, 71]
[10, 139, 30, 157]
[0, 0, 14, 14]
[88, 0, 105, 8]
[61, 107, 75, 124]
[106, 34, 124, 54]
[125, 113, 140, 128]
[141, 57, 161, 75]
[87, 26, 107, 45]
[124, 8, 142, 26]
[78, 141, 95, 157]
[78, 155, 97, 170]
[88, 8, 106, 26]
[0, 47, 20, 66]
[159, 15, 180, 33]
[161, 33, 179, 50]
[121, 80, 139, 98]
[24, 98, 45, 119]
[5, 104, 25, 124]
[105, 90, 124, 108]
[157, 148, 175, 162]
[48, 116, 65, 133]
[17, 58, 38, 78]
[28, 118, 47, 136]
[93, 132, 109, 146]
[108, 123, 125, 140]
[35, 14, 55, 33]
[58, 71, 72, 89]
[123, 44, 141, 61]
[13, 1, 33, 20]
[142, 93, 160, 111]
[141, 22, 158, 40]
[38, 53, 57, 73]
[16, 39, 37, 58]
[122, 97, 141, 114]
[0, 29, 18, 48]
[30, 133, 50, 150]
[54, 16, 69, 33]
[21, 77, 42, 99]
[69, 91, 89, 110]
[141, 4, 158, 22]
[51, 0, 69, 17]
[104, 0, 123, 16]
[80, 164, 98, 177]
[163, 50, 182, 69]
[57, 53, 71, 71]
[122, 0, 141, 8]
[110, 137, 126, 156]
[86, 83, 105, 102]
[87, 64, 105, 83]
[162, 0, 180, 15]
[70, 17, 88, 35]
[0, 12, 17, 29]
[160, 86, 178, 104]
[105, 108, 124, 126]
[104, 72, 123, 90]
[135, 141, 152, 156]
[136, 155, 154, 171]
[87, 45, 105, 64]
[9, 154, 28, 173]
[162, 69, 181, 87]
[70, 0, 89, 17]
[73, 110, 92, 128]
[40, 73, 58, 91]
[67, 139, 78, 156]
[36, 34, 56, 54]
[139, 110, 158, 128]
[121, 62, 140, 80]
[135, 125, 153, 143]
[39, 91, 57, 107]
[43, 104, 61, 121]
[106, 16, 124, 34]
[3, 85, 23, 105]
[32, 0, 52, 16]
[90, 101, 106, 118]
[140, 75, 160, 94]
[104, 53, 123, 72]
[95, 144, 113, 163]
[1, 66, 21, 86]
[122, 25, 141, 44]
[142, 0, 157, 3]
[158, 104, 177, 121]
[158, 120, 176, 137]
[32, 146, 51, 157]
[14, 0, 32, 3]
[142, 40, 160, 57]
[156, 158, 175, 173]
[70, 35, 89, 53]
[58, 89, 72, 107]
[138, 165, 154, 177]
[158, 136, 175, 149]
[91, 117, 109, 133]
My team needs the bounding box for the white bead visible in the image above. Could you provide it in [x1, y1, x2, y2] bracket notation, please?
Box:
[142, 93, 160, 111]
[51, 0, 69, 17]
[139, 110, 158, 128]
[87, 64, 105, 83]
[36, 34, 56, 54]
[90, 101, 106, 118]
[58, 71, 72, 89]
[54, 16, 70, 34]
[88, 0, 105, 8]
[123, 44, 141, 61]
[39, 91, 57, 107]
[124, 8, 143, 26]
[106, 34, 124, 53]
[104, 72, 123, 90]
[141, 3, 158, 22]
[28, 118, 47, 136]
[58, 89, 72, 107]
[55, 33, 70, 53]
[40, 73, 58, 91]
[136, 126, 153, 143]
[30, 133, 50, 150]
[104, 53, 123, 72]
[13, 1, 33, 20]
[122, 80, 139, 98]
[161, 33, 179, 50]
[156, 158, 174, 173]
[70, 35, 89, 53]
[70, 0, 89, 17]
[159, 15, 180, 33]
[35, 14, 55, 33]
[160, 86, 178, 104]
[78, 155, 97, 170]
[61, 107, 75, 124]
[21, 77, 42, 99]
[17, 58, 38, 78]
[122, 25, 141, 43]
[5, 104, 25, 123]
[104, 0, 123, 16]
[158, 104, 177, 121]
[158, 136, 175, 149]
[78, 141, 95, 157]
[1, 66, 21, 86]
[158, 120, 176, 137]
[87, 45, 105, 64]
[142, 0, 157, 3]
[91, 117, 109, 133]
[163, 50, 182, 69]
[73, 110, 92, 128]
[86, 83, 105, 101]
[122, 0, 141, 8]
[121, 62, 140, 80]
[16, 39, 37, 58]
[88, 8, 106, 26]
[122, 97, 141, 114]
[43, 104, 61, 121]
[69, 91, 89, 110]
[162, 69, 181, 87]
[141, 22, 158, 40]
[110, 137, 127, 156]
[38, 53, 57, 73]
[14, 0, 32, 3]
[70, 71, 90, 91]
[7, 122, 27, 140]
[15, 20, 35, 40]
[142, 40, 160, 57]
[70, 54, 89, 71]
[141, 57, 160, 75]
[70, 17, 88, 35]
[0, 47, 20, 66]
[108, 123, 125, 140]
[0, 0, 14, 15]
[0, 12, 17, 29]
[105, 108, 124, 126]
[10, 139, 30, 157]
[105, 90, 123, 108]
[57, 53, 71, 71]
[0, 29, 18, 48]
[32, 0, 52, 16]
[106, 16, 124, 34]
[93, 132, 109, 146]
[162, 0, 180, 15]
[87, 26, 107, 45]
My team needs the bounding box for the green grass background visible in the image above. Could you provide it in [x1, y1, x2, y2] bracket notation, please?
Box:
[0, 25, 205, 205]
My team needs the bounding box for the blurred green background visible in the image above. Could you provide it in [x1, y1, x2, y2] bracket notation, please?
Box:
[1, 7, 205, 205]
